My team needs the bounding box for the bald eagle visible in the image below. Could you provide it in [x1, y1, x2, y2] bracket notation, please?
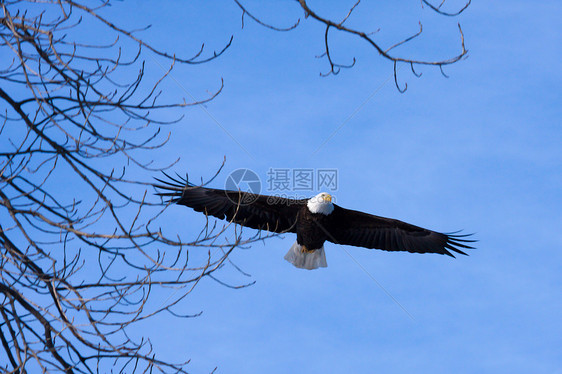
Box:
[155, 174, 474, 270]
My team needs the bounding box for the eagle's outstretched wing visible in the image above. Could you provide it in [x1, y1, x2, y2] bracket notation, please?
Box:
[154, 174, 306, 233]
[326, 205, 475, 257]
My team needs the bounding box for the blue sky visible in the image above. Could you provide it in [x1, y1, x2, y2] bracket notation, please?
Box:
[108, 1, 562, 373]
[19, 1, 561, 373]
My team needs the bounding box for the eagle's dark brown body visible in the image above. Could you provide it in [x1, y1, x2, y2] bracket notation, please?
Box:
[296, 208, 331, 251]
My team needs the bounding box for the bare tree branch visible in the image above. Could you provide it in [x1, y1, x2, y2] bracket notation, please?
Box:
[421, 0, 471, 17]
[233, 0, 300, 31]
[292, 0, 469, 91]
[0, 1, 258, 372]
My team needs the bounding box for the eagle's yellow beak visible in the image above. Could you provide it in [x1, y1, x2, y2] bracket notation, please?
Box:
[324, 194, 332, 203]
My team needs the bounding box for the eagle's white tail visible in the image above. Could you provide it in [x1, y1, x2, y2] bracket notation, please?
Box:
[284, 241, 327, 270]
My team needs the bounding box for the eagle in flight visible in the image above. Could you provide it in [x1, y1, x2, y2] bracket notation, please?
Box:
[155, 174, 474, 270]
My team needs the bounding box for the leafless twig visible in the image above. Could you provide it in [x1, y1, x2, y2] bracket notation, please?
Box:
[294, 0, 469, 91]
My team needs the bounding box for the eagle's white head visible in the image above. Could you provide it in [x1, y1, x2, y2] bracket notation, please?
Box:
[307, 192, 334, 215]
